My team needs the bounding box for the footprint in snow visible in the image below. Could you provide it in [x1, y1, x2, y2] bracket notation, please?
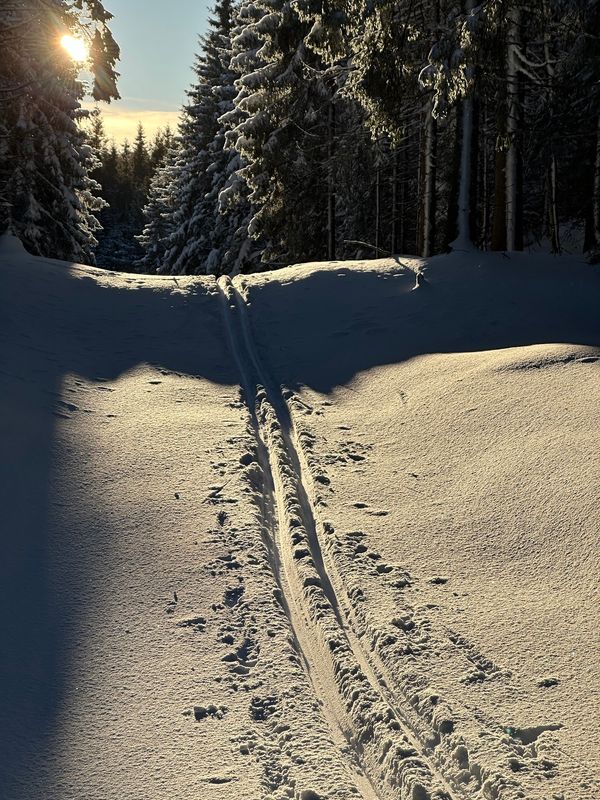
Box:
[224, 585, 245, 607]
[177, 616, 207, 633]
[537, 676, 560, 688]
[192, 704, 228, 721]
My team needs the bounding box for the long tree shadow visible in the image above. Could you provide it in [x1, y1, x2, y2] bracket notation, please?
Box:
[0, 246, 238, 796]
[241, 252, 600, 393]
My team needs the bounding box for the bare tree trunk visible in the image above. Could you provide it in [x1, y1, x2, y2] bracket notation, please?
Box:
[446, 107, 461, 248]
[399, 142, 408, 253]
[491, 82, 507, 251]
[546, 156, 560, 253]
[506, 2, 523, 251]
[416, 116, 425, 254]
[455, 97, 474, 248]
[391, 149, 399, 253]
[327, 97, 336, 260]
[543, 3, 560, 254]
[594, 115, 600, 250]
[375, 163, 381, 254]
[481, 98, 490, 249]
[470, 94, 480, 245]
[422, 104, 437, 256]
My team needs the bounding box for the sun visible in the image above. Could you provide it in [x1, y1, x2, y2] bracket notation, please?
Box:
[60, 35, 89, 63]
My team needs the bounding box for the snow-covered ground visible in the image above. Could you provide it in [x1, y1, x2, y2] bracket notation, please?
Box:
[1, 235, 599, 800]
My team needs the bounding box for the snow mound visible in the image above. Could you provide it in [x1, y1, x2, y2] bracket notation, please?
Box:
[0, 233, 28, 257]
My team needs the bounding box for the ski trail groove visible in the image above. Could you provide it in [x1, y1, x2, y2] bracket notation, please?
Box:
[217, 276, 459, 800]
[217, 278, 381, 800]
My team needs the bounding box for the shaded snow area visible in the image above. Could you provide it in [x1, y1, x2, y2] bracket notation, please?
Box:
[1, 234, 599, 800]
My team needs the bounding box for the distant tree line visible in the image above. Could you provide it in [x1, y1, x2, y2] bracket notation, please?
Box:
[87, 117, 174, 269]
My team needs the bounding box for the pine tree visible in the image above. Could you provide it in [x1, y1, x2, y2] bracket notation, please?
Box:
[213, 0, 272, 273]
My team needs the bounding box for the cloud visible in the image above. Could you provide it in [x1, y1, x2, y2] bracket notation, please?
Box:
[82, 101, 182, 144]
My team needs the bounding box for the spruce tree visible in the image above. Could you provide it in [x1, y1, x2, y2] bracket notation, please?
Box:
[136, 145, 179, 272]
[160, 0, 236, 275]
[0, 0, 119, 262]
[229, 0, 334, 266]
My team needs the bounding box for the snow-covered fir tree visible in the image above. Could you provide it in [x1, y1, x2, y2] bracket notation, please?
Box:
[156, 0, 237, 275]
[208, 0, 268, 274]
[135, 143, 179, 272]
[0, 0, 119, 262]
[228, 0, 337, 266]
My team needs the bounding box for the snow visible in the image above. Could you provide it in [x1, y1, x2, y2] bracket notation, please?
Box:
[1, 234, 599, 799]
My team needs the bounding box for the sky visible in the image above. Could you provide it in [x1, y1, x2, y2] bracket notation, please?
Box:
[83, 0, 213, 143]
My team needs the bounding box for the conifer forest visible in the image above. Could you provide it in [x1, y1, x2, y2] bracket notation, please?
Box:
[1, 1, 600, 271]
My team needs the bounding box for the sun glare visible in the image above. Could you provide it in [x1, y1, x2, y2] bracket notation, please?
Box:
[60, 35, 89, 63]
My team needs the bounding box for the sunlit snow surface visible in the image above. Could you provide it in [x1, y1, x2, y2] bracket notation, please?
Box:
[1, 235, 599, 800]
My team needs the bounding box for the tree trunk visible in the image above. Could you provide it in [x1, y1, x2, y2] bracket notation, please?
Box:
[422, 104, 437, 257]
[481, 98, 490, 249]
[594, 115, 600, 250]
[506, 3, 523, 251]
[491, 87, 507, 250]
[452, 0, 476, 249]
[421, 0, 440, 257]
[546, 155, 560, 253]
[543, 3, 560, 254]
[416, 117, 425, 254]
[375, 164, 381, 254]
[446, 107, 461, 248]
[583, 115, 600, 254]
[327, 97, 336, 260]
[391, 149, 399, 253]
[399, 142, 408, 254]
[470, 94, 480, 245]
[455, 97, 474, 248]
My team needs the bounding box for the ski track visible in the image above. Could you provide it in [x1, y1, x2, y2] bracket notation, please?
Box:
[215, 274, 597, 800]
[217, 275, 462, 800]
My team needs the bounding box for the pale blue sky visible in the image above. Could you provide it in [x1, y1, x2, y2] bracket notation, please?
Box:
[86, 0, 213, 142]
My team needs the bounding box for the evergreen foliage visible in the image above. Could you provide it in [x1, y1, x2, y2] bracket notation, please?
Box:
[88, 116, 174, 270]
[136, 0, 600, 274]
[6, 2, 596, 271]
[0, 0, 119, 262]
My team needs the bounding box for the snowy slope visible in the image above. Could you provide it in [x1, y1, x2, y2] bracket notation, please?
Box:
[1, 236, 599, 800]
